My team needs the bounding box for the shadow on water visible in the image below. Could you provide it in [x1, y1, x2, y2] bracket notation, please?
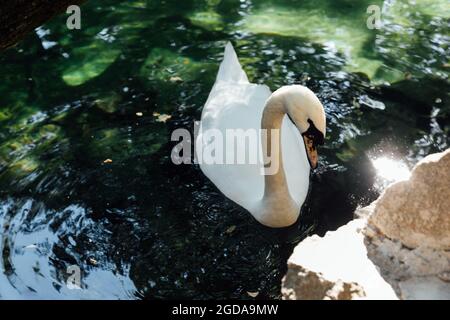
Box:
[0, 0, 448, 299]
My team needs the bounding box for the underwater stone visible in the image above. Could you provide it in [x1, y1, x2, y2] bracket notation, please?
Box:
[62, 43, 120, 86]
[188, 11, 224, 31]
[94, 92, 122, 113]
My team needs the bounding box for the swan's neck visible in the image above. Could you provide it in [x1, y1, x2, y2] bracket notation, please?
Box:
[261, 96, 289, 196]
[258, 95, 300, 227]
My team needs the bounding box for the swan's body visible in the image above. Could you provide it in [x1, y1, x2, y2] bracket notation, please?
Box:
[196, 43, 325, 227]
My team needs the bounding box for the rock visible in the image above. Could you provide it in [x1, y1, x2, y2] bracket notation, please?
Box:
[281, 219, 397, 300]
[398, 277, 450, 300]
[353, 202, 376, 219]
[282, 149, 450, 300]
[369, 149, 450, 250]
[282, 265, 366, 300]
[364, 226, 450, 299]
[364, 228, 449, 278]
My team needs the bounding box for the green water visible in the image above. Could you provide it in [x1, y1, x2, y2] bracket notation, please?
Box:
[0, 0, 448, 299]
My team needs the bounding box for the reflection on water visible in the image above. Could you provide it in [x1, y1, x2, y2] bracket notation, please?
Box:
[371, 156, 411, 190]
[0, 0, 449, 299]
[0, 198, 137, 299]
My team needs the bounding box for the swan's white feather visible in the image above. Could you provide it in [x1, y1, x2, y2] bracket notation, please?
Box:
[216, 42, 250, 84]
[197, 43, 310, 219]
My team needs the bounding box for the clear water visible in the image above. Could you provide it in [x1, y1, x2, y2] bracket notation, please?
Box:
[0, 0, 448, 299]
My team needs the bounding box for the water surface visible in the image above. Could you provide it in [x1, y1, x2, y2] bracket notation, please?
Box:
[0, 0, 448, 299]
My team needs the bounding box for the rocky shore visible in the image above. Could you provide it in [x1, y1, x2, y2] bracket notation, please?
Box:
[282, 149, 450, 300]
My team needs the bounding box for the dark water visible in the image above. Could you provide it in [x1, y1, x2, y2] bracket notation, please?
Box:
[0, 0, 448, 299]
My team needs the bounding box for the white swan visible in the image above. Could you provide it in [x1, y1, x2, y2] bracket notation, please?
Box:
[196, 43, 326, 228]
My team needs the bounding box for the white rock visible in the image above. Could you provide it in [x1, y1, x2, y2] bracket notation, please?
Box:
[398, 277, 450, 300]
[282, 148, 450, 300]
[282, 219, 397, 300]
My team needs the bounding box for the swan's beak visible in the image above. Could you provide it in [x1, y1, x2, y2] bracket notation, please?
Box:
[303, 135, 318, 169]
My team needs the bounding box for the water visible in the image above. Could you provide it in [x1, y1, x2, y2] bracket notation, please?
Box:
[0, 0, 448, 299]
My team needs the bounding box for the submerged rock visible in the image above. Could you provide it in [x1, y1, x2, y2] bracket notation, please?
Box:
[94, 92, 122, 114]
[282, 148, 450, 300]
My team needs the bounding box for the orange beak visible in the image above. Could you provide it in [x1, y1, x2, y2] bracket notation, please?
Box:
[303, 135, 318, 169]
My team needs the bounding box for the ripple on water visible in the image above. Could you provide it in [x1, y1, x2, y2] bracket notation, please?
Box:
[0, 198, 136, 299]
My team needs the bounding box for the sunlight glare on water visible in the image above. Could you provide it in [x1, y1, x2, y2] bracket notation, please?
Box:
[371, 156, 411, 190]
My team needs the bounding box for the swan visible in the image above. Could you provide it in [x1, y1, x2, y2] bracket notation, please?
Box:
[196, 43, 326, 228]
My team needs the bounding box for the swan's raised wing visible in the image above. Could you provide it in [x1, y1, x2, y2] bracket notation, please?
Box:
[216, 42, 249, 84]
[197, 43, 271, 210]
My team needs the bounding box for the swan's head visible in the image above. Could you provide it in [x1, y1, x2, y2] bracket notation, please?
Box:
[277, 85, 326, 169]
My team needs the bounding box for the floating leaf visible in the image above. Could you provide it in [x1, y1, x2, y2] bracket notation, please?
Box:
[153, 112, 172, 123]
[225, 225, 236, 234]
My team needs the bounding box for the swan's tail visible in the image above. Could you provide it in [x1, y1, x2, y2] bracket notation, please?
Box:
[215, 42, 249, 84]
